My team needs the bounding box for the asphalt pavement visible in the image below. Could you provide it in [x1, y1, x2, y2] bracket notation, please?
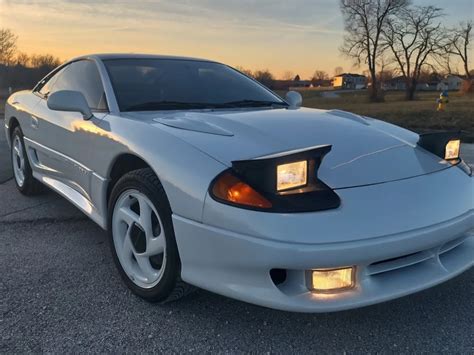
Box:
[1, 119, 473, 353]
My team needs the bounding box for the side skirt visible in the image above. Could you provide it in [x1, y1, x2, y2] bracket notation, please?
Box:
[32, 170, 108, 229]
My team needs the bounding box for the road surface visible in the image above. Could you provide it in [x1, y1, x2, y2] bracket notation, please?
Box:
[1, 119, 473, 353]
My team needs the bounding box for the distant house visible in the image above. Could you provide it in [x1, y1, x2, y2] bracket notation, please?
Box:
[437, 75, 464, 91]
[272, 80, 293, 91]
[382, 76, 406, 91]
[382, 75, 440, 91]
[333, 73, 367, 89]
[311, 79, 332, 87]
[273, 79, 311, 91]
[290, 79, 312, 89]
[293, 80, 312, 88]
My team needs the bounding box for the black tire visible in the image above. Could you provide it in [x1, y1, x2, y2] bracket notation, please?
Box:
[10, 126, 43, 195]
[108, 168, 194, 303]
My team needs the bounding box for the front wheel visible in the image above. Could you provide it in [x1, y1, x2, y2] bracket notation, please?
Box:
[108, 168, 193, 302]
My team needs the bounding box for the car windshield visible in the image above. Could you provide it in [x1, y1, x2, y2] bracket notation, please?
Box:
[103, 58, 287, 112]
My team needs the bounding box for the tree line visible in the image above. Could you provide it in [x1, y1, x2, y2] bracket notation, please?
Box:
[0, 29, 62, 91]
[340, 0, 472, 101]
[236, 67, 337, 89]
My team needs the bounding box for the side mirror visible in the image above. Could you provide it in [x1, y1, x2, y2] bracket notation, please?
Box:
[285, 91, 302, 109]
[47, 90, 93, 120]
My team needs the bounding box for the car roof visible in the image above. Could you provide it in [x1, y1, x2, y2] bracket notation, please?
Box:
[70, 53, 217, 63]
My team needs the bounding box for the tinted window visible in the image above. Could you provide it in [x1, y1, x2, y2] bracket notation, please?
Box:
[51, 60, 107, 110]
[104, 59, 285, 111]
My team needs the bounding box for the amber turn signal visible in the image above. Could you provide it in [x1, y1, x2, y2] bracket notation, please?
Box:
[212, 172, 272, 209]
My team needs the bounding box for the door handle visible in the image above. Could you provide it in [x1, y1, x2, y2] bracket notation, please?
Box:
[31, 116, 39, 129]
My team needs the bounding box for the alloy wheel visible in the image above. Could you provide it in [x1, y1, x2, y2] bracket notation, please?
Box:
[112, 190, 167, 289]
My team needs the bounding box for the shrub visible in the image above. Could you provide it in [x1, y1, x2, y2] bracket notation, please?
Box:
[460, 79, 474, 95]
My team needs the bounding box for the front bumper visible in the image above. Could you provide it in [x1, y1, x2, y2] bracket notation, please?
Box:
[173, 166, 474, 312]
[174, 213, 473, 312]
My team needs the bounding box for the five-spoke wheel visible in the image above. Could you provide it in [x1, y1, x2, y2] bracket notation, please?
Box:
[112, 190, 167, 288]
[108, 168, 193, 302]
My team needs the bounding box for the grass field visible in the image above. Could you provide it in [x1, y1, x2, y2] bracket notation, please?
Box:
[1, 90, 473, 141]
[279, 90, 473, 141]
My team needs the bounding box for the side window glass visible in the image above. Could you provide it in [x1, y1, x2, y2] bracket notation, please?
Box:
[37, 67, 65, 96]
[51, 60, 108, 111]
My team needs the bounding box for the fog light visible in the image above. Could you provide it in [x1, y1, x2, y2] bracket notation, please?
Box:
[311, 267, 355, 293]
[445, 139, 460, 160]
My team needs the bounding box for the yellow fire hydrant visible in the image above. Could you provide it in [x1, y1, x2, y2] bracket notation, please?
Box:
[436, 91, 449, 112]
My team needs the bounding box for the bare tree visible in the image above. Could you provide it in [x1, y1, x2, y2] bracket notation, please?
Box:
[281, 70, 294, 81]
[30, 54, 61, 69]
[334, 66, 344, 76]
[312, 70, 329, 81]
[378, 68, 395, 83]
[253, 69, 275, 88]
[15, 52, 30, 67]
[0, 28, 18, 65]
[383, 6, 445, 100]
[436, 52, 454, 75]
[377, 56, 396, 82]
[340, 0, 409, 101]
[235, 66, 254, 78]
[445, 21, 472, 79]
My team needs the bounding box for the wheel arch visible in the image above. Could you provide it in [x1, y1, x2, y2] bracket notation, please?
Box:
[105, 153, 166, 210]
[7, 116, 20, 144]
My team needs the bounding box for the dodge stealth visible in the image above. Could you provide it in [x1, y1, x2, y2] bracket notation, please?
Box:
[4, 54, 473, 312]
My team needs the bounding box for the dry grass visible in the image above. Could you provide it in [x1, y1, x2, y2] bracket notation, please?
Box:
[279, 90, 474, 142]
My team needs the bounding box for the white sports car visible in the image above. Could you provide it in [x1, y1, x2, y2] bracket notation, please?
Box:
[4, 54, 473, 312]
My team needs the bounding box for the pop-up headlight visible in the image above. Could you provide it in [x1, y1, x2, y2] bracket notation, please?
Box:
[418, 131, 462, 162]
[445, 139, 460, 160]
[277, 160, 307, 191]
[210, 145, 341, 212]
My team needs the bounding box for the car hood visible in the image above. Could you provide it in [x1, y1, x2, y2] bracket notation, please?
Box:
[125, 108, 452, 189]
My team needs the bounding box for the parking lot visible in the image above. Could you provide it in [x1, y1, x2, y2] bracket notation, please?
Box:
[1, 119, 473, 353]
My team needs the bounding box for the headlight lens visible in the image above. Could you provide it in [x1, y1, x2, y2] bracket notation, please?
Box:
[277, 160, 307, 191]
[445, 139, 460, 160]
[211, 172, 272, 209]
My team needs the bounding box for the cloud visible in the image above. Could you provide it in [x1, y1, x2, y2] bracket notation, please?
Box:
[2, 0, 344, 35]
[1, 0, 471, 77]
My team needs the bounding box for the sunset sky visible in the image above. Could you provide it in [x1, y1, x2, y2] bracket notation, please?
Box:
[1, 0, 472, 78]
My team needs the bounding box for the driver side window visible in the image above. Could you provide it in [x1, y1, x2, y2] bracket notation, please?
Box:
[37, 67, 65, 97]
[51, 60, 108, 111]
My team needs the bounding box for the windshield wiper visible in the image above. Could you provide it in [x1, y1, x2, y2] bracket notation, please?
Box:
[219, 100, 289, 108]
[123, 101, 221, 111]
[124, 99, 289, 112]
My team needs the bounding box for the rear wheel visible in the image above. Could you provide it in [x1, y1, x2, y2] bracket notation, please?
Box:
[11, 126, 43, 195]
[108, 168, 193, 302]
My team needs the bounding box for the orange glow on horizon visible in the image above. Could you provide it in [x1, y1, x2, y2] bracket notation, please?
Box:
[1, 1, 471, 79]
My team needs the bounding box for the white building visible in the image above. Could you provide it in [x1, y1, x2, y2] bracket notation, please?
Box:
[333, 73, 367, 89]
[437, 75, 464, 91]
